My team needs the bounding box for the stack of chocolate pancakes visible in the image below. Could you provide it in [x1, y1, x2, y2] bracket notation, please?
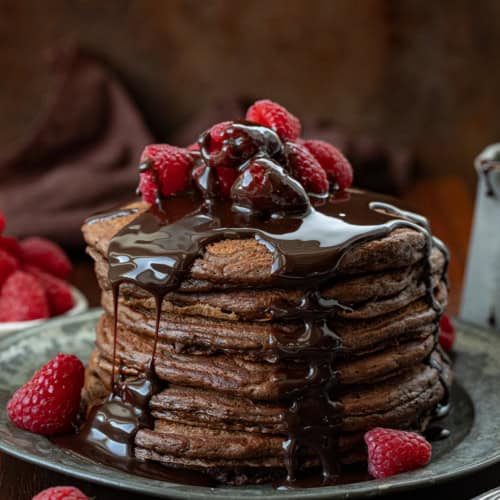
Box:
[81, 185, 451, 485]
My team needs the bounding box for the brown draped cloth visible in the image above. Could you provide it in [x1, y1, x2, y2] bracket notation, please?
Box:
[0, 48, 152, 248]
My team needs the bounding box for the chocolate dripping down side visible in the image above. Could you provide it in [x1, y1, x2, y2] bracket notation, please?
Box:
[75, 123, 450, 485]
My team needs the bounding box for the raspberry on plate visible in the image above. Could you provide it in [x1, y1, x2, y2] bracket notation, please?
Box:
[32, 486, 89, 500]
[20, 237, 72, 280]
[246, 99, 301, 142]
[364, 427, 432, 479]
[138, 144, 194, 204]
[302, 139, 353, 191]
[285, 142, 329, 195]
[7, 353, 84, 436]
[439, 314, 455, 352]
[26, 266, 74, 316]
[0, 247, 19, 288]
[0, 271, 49, 322]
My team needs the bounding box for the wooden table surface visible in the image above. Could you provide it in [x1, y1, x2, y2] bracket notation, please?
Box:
[1, 175, 494, 500]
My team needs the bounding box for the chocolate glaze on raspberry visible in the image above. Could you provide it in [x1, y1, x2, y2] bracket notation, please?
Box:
[69, 122, 450, 487]
[197, 121, 286, 199]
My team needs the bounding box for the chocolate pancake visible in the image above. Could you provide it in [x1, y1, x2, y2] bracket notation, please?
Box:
[78, 183, 451, 485]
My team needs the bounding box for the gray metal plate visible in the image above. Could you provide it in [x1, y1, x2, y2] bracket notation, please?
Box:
[0, 310, 493, 499]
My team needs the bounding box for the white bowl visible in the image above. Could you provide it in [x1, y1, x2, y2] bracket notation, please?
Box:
[0, 286, 88, 336]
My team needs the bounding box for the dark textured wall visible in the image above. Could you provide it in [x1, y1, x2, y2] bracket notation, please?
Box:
[1, 0, 500, 185]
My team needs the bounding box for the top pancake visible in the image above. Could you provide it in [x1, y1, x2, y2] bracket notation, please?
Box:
[82, 200, 438, 289]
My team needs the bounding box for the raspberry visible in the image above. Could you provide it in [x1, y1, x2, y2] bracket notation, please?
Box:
[439, 314, 455, 352]
[201, 122, 258, 168]
[0, 248, 19, 287]
[187, 142, 200, 151]
[26, 266, 74, 316]
[20, 237, 72, 280]
[138, 144, 194, 204]
[32, 486, 89, 500]
[364, 427, 432, 479]
[285, 142, 329, 195]
[0, 211, 5, 234]
[193, 164, 239, 198]
[0, 235, 21, 257]
[215, 166, 239, 198]
[231, 159, 309, 214]
[246, 99, 301, 142]
[7, 353, 84, 435]
[0, 271, 49, 322]
[302, 139, 353, 191]
[210, 121, 233, 145]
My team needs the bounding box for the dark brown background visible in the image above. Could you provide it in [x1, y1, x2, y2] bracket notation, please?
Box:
[0, 1, 495, 498]
[1, 0, 500, 187]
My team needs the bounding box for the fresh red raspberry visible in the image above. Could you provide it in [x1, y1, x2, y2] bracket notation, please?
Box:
[0, 248, 19, 287]
[0, 271, 49, 322]
[246, 99, 301, 142]
[138, 144, 194, 204]
[7, 353, 84, 436]
[364, 427, 432, 479]
[0, 235, 21, 257]
[32, 486, 89, 500]
[187, 142, 200, 151]
[0, 211, 5, 234]
[20, 237, 72, 280]
[439, 314, 455, 352]
[26, 266, 74, 316]
[285, 142, 329, 195]
[204, 121, 232, 158]
[302, 139, 353, 191]
[210, 121, 233, 145]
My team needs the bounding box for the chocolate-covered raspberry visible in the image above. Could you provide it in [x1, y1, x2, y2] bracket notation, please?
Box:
[199, 121, 285, 170]
[230, 158, 309, 214]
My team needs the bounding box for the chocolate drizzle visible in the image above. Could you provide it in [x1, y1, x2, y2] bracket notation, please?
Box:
[85, 207, 139, 226]
[75, 122, 450, 486]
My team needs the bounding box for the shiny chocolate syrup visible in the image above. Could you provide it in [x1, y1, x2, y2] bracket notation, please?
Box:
[85, 207, 139, 226]
[67, 121, 450, 487]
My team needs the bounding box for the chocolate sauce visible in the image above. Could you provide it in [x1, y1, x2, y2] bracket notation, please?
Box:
[74, 121, 450, 487]
[85, 207, 139, 226]
[424, 426, 451, 442]
[53, 433, 214, 486]
[489, 308, 497, 329]
[274, 464, 371, 490]
[195, 121, 285, 199]
[138, 159, 164, 207]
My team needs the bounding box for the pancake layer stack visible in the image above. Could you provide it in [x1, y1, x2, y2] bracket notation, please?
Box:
[82, 196, 451, 485]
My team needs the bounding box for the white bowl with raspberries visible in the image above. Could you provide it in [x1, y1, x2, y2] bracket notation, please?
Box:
[0, 214, 89, 335]
[0, 286, 88, 336]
